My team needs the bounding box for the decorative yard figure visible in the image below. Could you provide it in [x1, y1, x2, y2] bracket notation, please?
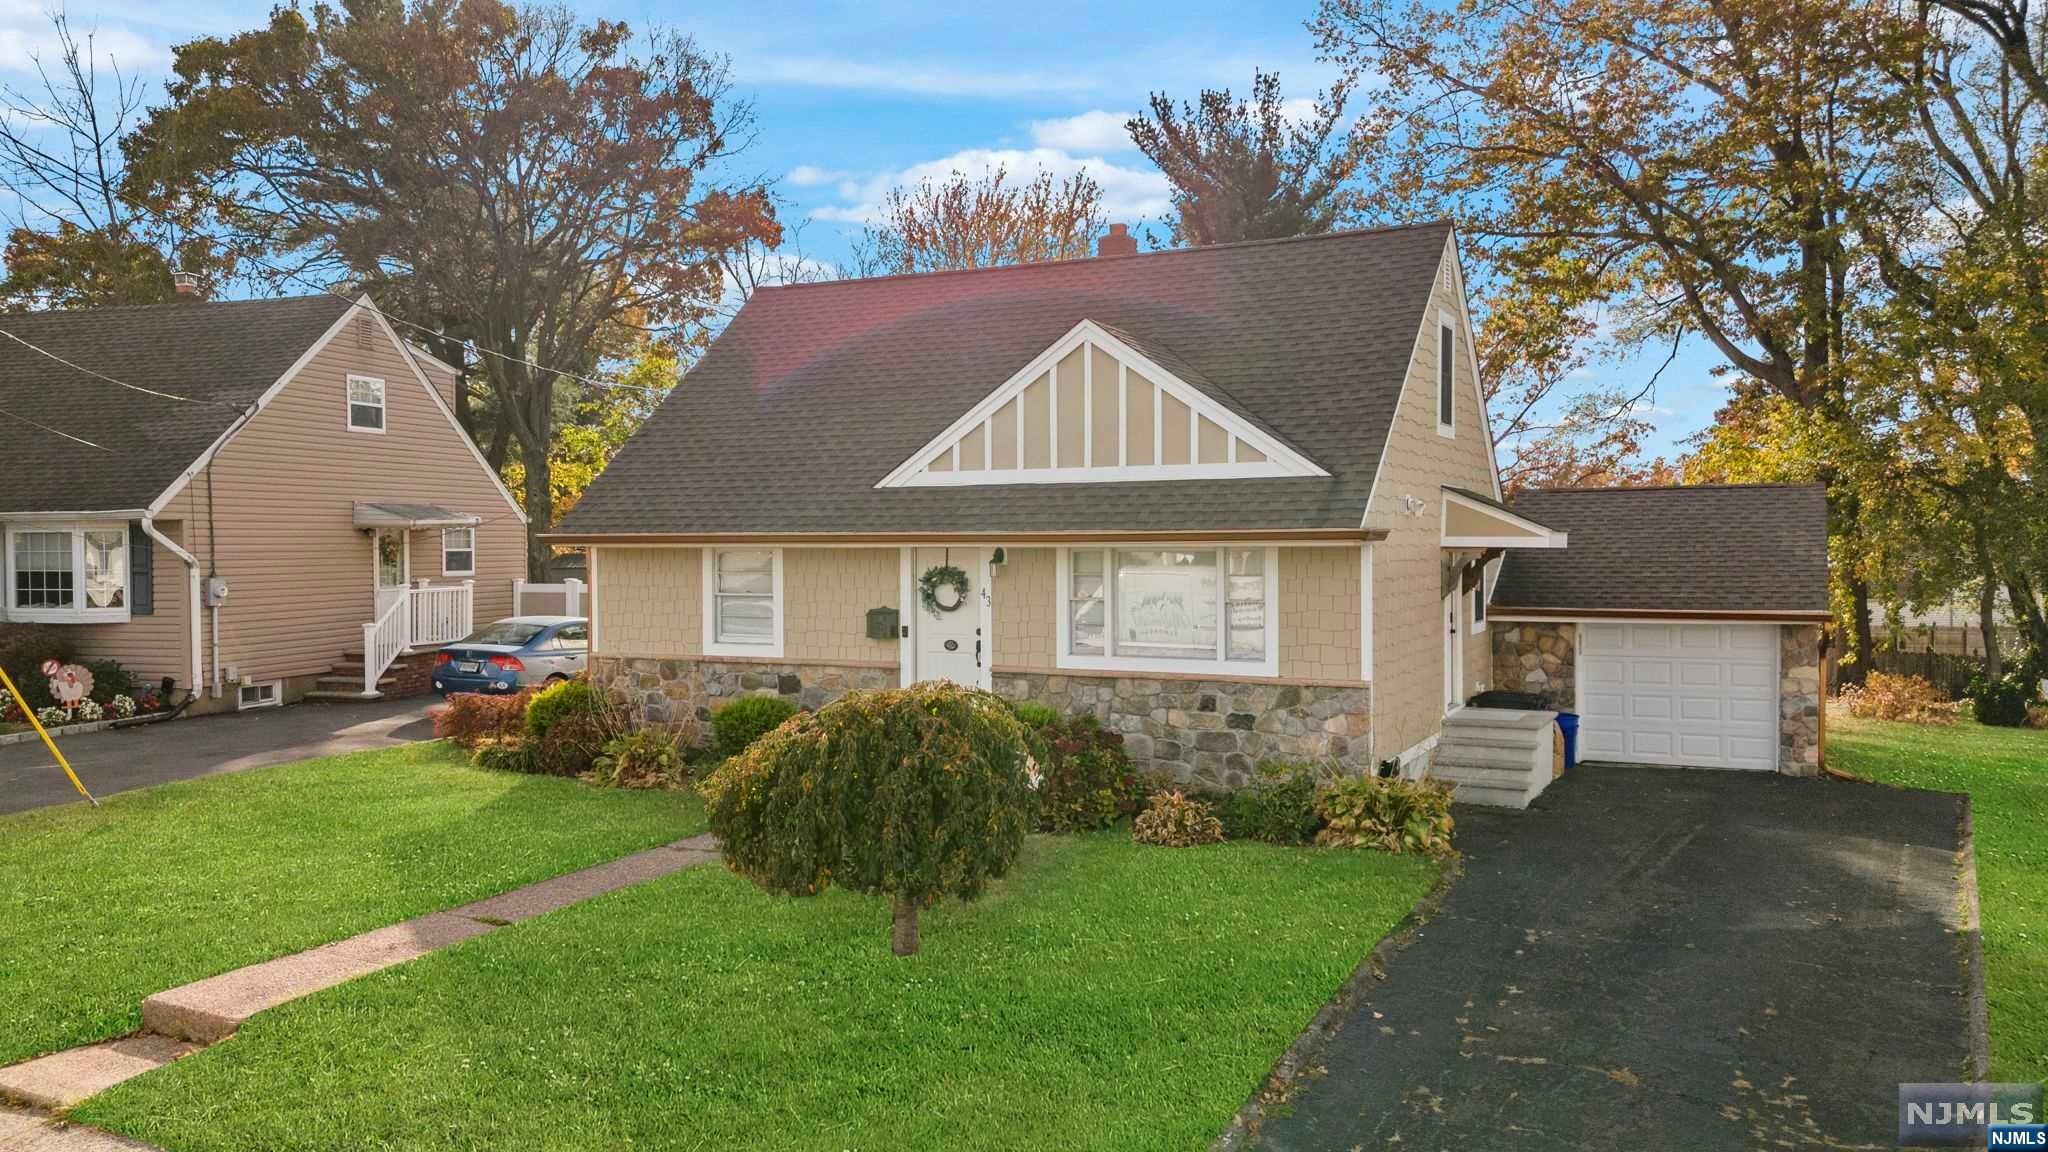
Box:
[698, 681, 1037, 955]
[41, 660, 93, 714]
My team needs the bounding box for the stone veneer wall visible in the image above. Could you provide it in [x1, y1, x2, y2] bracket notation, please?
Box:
[1490, 621, 1577, 708]
[1779, 624, 1823, 776]
[993, 670, 1372, 789]
[593, 655, 896, 737]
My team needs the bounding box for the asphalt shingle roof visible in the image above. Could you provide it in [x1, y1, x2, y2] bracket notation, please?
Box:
[1491, 484, 1831, 616]
[0, 294, 353, 515]
[557, 222, 1458, 537]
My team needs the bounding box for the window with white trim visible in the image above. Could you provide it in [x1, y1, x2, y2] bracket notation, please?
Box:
[1436, 319, 1455, 433]
[704, 548, 782, 655]
[347, 375, 386, 431]
[1057, 546, 1277, 675]
[4, 522, 131, 623]
[441, 527, 475, 576]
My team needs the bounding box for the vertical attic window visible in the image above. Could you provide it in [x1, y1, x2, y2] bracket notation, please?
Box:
[348, 375, 386, 432]
[1436, 320, 1455, 434]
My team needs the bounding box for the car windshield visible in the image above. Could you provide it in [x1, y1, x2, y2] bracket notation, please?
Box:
[461, 622, 547, 647]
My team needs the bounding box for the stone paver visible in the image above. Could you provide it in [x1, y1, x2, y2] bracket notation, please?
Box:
[0, 1107, 163, 1151]
[0, 1036, 197, 1110]
[452, 838, 718, 925]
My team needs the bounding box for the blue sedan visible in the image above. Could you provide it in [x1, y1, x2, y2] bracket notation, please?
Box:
[432, 616, 588, 695]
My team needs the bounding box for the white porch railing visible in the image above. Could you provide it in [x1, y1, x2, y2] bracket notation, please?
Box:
[362, 594, 411, 696]
[411, 581, 474, 647]
[360, 581, 473, 695]
[513, 577, 584, 618]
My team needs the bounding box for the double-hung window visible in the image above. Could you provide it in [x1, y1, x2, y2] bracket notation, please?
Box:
[441, 528, 475, 576]
[347, 375, 386, 432]
[1058, 545, 1277, 676]
[4, 522, 130, 623]
[703, 548, 782, 656]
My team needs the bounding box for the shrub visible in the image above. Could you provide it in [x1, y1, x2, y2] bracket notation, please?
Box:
[434, 691, 533, 750]
[36, 706, 66, 727]
[82, 659, 134, 705]
[0, 623, 75, 713]
[1033, 720, 1135, 833]
[532, 710, 609, 777]
[1316, 774, 1456, 855]
[1967, 672, 2039, 728]
[110, 695, 137, 720]
[1007, 699, 1062, 730]
[1837, 672, 1954, 725]
[710, 694, 800, 757]
[592, 728, 686, 789]
[699, 682, 1035, 955]
[525, 678, 600, 740]
[471, 735, 537, 774]
[75, 699, 104, 722]
[1211, 761, 1327, 845]
[1132, 791, 1224, 847]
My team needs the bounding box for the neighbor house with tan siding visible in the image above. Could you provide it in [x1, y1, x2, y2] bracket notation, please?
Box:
[551, 223, 1830, 793]
[0, 292, 524, 712]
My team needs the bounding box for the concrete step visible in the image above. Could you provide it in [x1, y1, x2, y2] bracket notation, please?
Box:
[1432, 757, 1542, 786]
[314, 674, 396, 692]
[1445, 780, 1540, 809]
[1435, 742, 1545, 772]
[1444, 707, 1555, 731]
[302, 690, 384, 702]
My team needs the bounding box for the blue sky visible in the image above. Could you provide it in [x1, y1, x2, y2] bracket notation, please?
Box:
[2, 0, 1727, 460]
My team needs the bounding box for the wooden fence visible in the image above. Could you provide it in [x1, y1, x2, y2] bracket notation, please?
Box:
[1830, 648, 1984, 699]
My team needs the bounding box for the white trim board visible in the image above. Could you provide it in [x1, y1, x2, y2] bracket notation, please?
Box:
[876, 319, 1327, 488]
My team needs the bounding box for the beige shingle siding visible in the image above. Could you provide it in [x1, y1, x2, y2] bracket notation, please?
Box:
[785, 548, 897, 663]
[177, 317, 524, 686]
[992, 547, 1056, 667]
[1365, 240, 1502, 757]
[1278, 547, 1361, 681]
[593, 546, 700, 659]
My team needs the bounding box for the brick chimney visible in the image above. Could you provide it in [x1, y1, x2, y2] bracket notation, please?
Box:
[1096, 223, 1137, 258]
[171, 269, 201, 297]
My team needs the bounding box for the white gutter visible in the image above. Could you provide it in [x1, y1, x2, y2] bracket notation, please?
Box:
[140, 516, 204, 700]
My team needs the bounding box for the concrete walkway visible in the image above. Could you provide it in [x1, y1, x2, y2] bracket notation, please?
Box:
[0, 832, 720, 1147]
[1247, 765, 1975, 1151]
[0, 697, 438, 814]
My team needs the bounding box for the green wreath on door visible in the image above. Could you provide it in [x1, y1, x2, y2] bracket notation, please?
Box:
[918, 564, 971, 618]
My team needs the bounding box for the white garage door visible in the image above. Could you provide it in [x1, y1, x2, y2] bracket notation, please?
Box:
[1577, 622, 1778, 770]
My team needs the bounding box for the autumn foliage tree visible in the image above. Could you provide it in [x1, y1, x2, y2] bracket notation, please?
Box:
[854, 166, 1103, 274]
[698, 682, 1036, 956]
[124, 0, 778, 577]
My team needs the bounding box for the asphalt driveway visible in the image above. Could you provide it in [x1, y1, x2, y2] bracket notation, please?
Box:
[1253, 764, 1975, 1151]
[0, 697, 439, 814]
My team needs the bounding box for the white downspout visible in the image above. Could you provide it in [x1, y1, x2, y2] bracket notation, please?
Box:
[140, 517, 204, 702]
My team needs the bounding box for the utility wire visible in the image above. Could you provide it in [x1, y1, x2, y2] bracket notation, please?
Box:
[0, 401, 109, 450]
[0, 326, 238, 408]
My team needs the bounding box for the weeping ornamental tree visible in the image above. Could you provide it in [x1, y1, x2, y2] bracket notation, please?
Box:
[698, 682, 1036, 956]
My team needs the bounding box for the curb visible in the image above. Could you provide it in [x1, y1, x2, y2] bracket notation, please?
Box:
[1956, 794, 1991, 1082]
[0, 713, 170, 748]
[1208, 853, 1464, 1151]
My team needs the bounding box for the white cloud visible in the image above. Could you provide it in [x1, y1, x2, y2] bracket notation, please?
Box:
[812, 146, 1172, 227]
[1027, 110, 1135, 153]
[1279, 96, 1321, 126]
[787, 164, 848, 188]
[0, 6, 164, 74]
[750, 55, 1098, 98]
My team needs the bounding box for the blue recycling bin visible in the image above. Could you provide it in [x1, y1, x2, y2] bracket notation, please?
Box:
[1555, 712, 1580, 770]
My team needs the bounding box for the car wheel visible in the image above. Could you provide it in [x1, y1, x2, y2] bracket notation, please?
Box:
[545, 674, 568, 684]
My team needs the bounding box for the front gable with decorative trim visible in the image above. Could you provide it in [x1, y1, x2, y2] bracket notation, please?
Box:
[876, 320, 1328, 488]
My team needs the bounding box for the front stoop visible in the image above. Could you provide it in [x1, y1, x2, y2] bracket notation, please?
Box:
[1432, 708, 1557, 809]
[303, 650, 437, 703]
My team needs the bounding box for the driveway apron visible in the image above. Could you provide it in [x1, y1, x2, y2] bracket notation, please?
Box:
[1254, 764, 1973, 1151]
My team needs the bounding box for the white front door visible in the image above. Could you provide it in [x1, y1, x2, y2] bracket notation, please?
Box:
[1443, 589, 1464, 713]
[1577, 622, 1778, 770]
[374, 528, 409, 618]
[913, 547, 989, 688]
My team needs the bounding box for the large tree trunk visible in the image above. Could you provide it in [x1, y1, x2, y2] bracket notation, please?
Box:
[520, 430, 553, 582]
[891, 897, 920, 956]
[1974, 524, 2004, 679]
[1845, 574, 1875, 688]
[2007, 575, 2048, 669]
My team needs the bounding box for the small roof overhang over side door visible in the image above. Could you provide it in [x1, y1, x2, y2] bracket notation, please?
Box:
[352, 501, 482, 530]
[1440, 486, 1567, 549]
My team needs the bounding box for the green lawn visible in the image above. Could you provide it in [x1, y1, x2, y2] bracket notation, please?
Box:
[80, 834, 1439, 1152]
[0, 741, 703, 1066]
[1828, 713, 2048, 1084]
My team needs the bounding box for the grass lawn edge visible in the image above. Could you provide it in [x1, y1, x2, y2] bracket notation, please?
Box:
[1214, 851, 1464, 1151]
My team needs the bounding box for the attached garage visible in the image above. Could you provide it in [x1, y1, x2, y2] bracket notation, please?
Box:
[1483, 484, 1833, 777]
[1575, 621, 1778, 770]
